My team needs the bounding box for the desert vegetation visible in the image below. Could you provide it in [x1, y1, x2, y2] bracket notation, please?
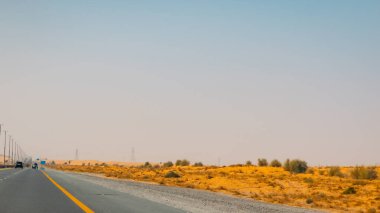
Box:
[49, 159, 380, 213]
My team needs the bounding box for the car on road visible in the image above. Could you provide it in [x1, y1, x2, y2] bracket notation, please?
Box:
[32, 163, 38, 170]
[15, 161, 23, 169]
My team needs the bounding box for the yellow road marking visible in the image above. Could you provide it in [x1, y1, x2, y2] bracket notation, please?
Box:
[41, 170, 95, 213]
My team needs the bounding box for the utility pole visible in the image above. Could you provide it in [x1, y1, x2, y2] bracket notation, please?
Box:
[75, 148, 79, 160]
[3, 131, 6, 167]
[14, 142, 17, 163]
[17, 144, 19, 162]
[14, 141, 16, 163]
[8, 136, 11, 166]
[11, 139, 14, 165]
[15, 142, 18, 162]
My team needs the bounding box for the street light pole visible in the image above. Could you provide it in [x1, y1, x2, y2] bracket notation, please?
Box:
[3, 131, 6, 167]
[16, 144, 19, 162]
[12, 141, 17, 164]
[11, 139, 14, 165]
[8, 136, 11, 166]
[13, 141, 16, 164]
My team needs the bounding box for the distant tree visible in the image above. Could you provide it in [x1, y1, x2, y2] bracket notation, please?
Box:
[270, 159, 282, 167]
[144, 162, 152, 168]
[176, 159, 190, 166]
[51, 161, 56, 165]
[288, 159, 308, 174]
[193, 162, 203, 167]
[181, 159, 190, 166]
[257, 158, 268, 167]
[175, 160, 182, 166]
[283, 159, 291, 171]
[163, 161, 174, 167]
[245, 161, 252, 166]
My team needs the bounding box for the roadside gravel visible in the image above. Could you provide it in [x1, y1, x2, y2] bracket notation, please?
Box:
[53, 170, 322, 213]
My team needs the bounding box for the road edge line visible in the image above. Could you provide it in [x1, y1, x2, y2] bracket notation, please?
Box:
[41, 170, 95, 213]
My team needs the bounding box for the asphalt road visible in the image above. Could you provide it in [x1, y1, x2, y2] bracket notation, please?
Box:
[0, 168, 184, 213]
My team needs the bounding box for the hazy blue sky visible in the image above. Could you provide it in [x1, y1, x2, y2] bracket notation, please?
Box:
[0, 1, 379, 165]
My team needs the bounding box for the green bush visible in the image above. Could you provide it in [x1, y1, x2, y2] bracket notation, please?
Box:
[175, 159, 190, 166]
[286, 159, 308, 174]
[351, 166, 378, 180]
[257, 158, 268, 167]
[328, 167, 344, 177]
[193, 162, 203, 167]
[306, 198, 313, 204]
[165, 171, 181, 178]
[283, 159, 291, 171]
[163, 161, 174, 167]
[343, 187, 356, 194]
[270, 159, 282, 167]
[143, 162, 152, 168]
[245, 161, 252, 166]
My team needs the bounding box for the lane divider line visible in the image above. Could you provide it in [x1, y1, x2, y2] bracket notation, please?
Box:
[41, 171, 95, 213]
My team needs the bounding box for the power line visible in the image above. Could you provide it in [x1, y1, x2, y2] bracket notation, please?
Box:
[0, 124, 31, 166]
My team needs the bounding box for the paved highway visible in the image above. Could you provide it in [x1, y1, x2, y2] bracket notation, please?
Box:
[0, 168, 184, 213]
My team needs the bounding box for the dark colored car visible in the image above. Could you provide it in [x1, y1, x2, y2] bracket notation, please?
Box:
[15, 161, 23, 169]
[32, 163, 38, 169]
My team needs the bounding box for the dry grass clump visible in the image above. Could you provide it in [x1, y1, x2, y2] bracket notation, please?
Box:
[351, 166, 378, 180]
[328, 167, 345, 177]
[50, 163, 380, 213]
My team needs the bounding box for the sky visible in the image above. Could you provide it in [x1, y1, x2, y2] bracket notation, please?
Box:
[0, 1, 379, 166]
